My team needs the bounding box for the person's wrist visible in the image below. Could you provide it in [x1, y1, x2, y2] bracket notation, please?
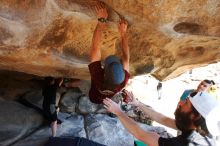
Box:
[98, 17, 108, 23]
[116, 109, 124, 117]
[120, 32, 127, 38]
[97, 21, 106, 29]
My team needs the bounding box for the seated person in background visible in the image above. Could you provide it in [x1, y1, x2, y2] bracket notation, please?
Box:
[179, 79, 215, 105]
[42, 77, 63, 137]
[88, 2, 130, 104]
[104, 91, 220, 146]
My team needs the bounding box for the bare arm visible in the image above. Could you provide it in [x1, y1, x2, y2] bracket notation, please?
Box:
[129, 92, 177, 130]
[103, 98, 160, 146]
[118, 19, 129, 72]
[90, 3, 108, 63]
[138, 102, 177, 130]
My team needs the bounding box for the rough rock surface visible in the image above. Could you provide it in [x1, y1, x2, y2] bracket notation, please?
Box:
[0, 99, 44, 146]
[59, 88, 82, 113]
[10, 112, 172, 146]
[0, 95, 172, 146]
[0, 0, 219, 80]
[11, 113, 86, 146]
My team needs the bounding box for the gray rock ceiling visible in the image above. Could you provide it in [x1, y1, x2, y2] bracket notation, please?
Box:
[0, 0, 220, 80]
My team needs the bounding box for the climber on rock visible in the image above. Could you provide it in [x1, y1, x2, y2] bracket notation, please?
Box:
[88, 2, 130, 104]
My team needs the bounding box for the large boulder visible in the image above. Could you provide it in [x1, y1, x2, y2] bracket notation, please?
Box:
[12, 113, 86, 146]
[21, 90, 44, 109]
[59, 88, 83, 113]
[86, 114, 135, 146]
[78, 95, 99, 114]
[0, 99, 44, 146]
[85, 114, 173, 146]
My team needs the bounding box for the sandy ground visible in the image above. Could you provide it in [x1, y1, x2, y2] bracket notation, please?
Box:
[127, 62, 220, 136]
